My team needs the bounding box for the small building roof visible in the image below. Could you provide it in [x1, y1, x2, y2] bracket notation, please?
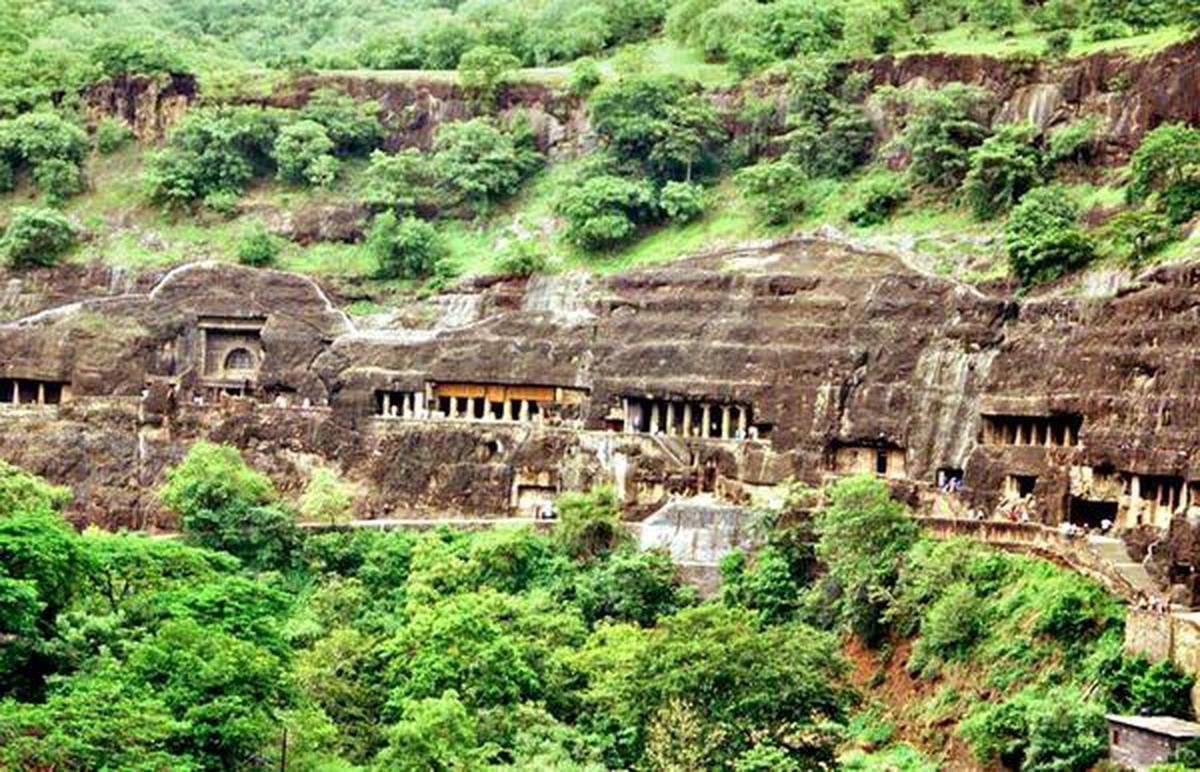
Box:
[1107, 715, 1200, 739]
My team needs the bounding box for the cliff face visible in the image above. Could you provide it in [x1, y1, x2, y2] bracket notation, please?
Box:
[857, 36, 1200, 161]
[3, 242, 1200, 596]
[82, 73, 197, 140]
[80, 37, 1199, 164]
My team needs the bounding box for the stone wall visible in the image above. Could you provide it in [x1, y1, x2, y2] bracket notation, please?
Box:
[1125, 609, 1200, 716]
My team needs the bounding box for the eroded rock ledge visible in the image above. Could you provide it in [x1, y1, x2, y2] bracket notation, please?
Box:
[3, 240, 1200, 599]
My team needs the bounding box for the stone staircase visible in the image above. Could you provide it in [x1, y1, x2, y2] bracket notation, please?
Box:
[1087, 535, 1159, 596]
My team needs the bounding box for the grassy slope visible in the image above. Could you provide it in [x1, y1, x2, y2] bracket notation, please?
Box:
[6, 23, 1198, 310]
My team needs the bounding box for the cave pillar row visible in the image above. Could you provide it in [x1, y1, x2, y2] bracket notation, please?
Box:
[651, 403, 661, 434]
[414, 393, 425, 418]
[721, 405, 731, 439]
[683, 403, 693, 437]
[702, 404, 711, 438]
[666, 402, 676, 436]
[37, 383, 44, 405]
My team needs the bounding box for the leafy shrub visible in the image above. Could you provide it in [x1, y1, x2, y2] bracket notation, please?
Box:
[782, 59, 874, 179]
[1129, 123, 1200, 202]
[236, 225, 282, 267]
[273, 120, 337, 186]
[433, 117, 543, 215]
[918, 581, 984, 660]
[847, 173, 909, 226]
[556, 171, 659, 250]
[576, 547, 690, 627]
[720, 545, 805, 624]
[159, 441, 296, 569]
[1032, 572, 1122, 642]
[736, 158, 807, 225]
[1044, 29, 1073, 58]
[0, 111, 89, 199]
[659, 180, 705, 222]
[1104, 209, 1175, 262]
[589, 74, 724, 183]
[554, 486, 628, 560]
[569, 56, 602, 96]
[1, 207, 76, 268]
[961, 686, 1107, 770]
[496, 239, 550, 277]
[1161, 179, 1200, 225]
[969, 0, 1018, 28]
[458, 45, 520, 104]
[1085, 19, 1134, 40]
[32, 158, 84, 204]
[813, 475, 919, 642]
[1034, 0, 1084, 29]
[296, 89, 383, 156]
[1005, 186, 1095, 285]
[962, 123, 1044, 219]
[1106, 656, 1195, 717]
[90, 34, 184, 78]
[880, 83, 990, 189]
[363, 149, 442, 215]
[299, 467, 355, 526]
[367, 212, 446, 281]
[1046, 118, 1098, 166]
[93, 118, 133, 154]
[146, 106, 283, 207]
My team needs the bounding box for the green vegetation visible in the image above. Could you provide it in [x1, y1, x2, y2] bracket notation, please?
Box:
[0, 452, 857, 770]
[0, 0, 1196, 293]
[1, 207, 77, 268]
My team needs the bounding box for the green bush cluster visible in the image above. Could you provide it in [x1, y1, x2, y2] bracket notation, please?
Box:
[366, 212, 448, 281]
[0, 111, 89, 203]
[0, 454, 859, 770]
[146, 89, 383, 208]
[357, 0, 667, 70]
[1005, 186, 1095, 285]
[365, 115, 543, 219]
[0, 207, 77, 269]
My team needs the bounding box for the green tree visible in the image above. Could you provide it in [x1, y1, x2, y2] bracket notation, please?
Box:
[1129, 123, 1200, 200]
[813, 475, 919, 642]
[299, 467, 355, 526]
[881, 83, 990, 189]
[961, 123, 1044, 219]
[736, 157, 807, 225]
[575, 547, 691, 627]
[554, 486, 628, 560]
[363, 149, 442, 214]
[573, 605, 853, 768]
[0, 668, 192, 771]
[297, 88, 383, 155]
[589, 75, 724, 183]
[273, 119, 337, 186]
[555, 172, 658, 250]
[126, 619, 286, 768]
[458, 45, 521, 105]
[377, 690, 488, 771]
[432, 117, 543, 215]
[1005, 186, 1095, 285]
[0, 206, 76, 268]
[145, 106, 283, 207]
[236, 223, 282, 267]
[367, 212, 447, 281]
[658, 180, 705, 222]
[159, 441, 296, 568]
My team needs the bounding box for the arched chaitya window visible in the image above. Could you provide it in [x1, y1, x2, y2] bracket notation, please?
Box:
[224, 347, 256, 371]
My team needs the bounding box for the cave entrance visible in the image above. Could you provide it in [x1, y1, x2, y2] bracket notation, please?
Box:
[1069, 497, 1117, 529]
